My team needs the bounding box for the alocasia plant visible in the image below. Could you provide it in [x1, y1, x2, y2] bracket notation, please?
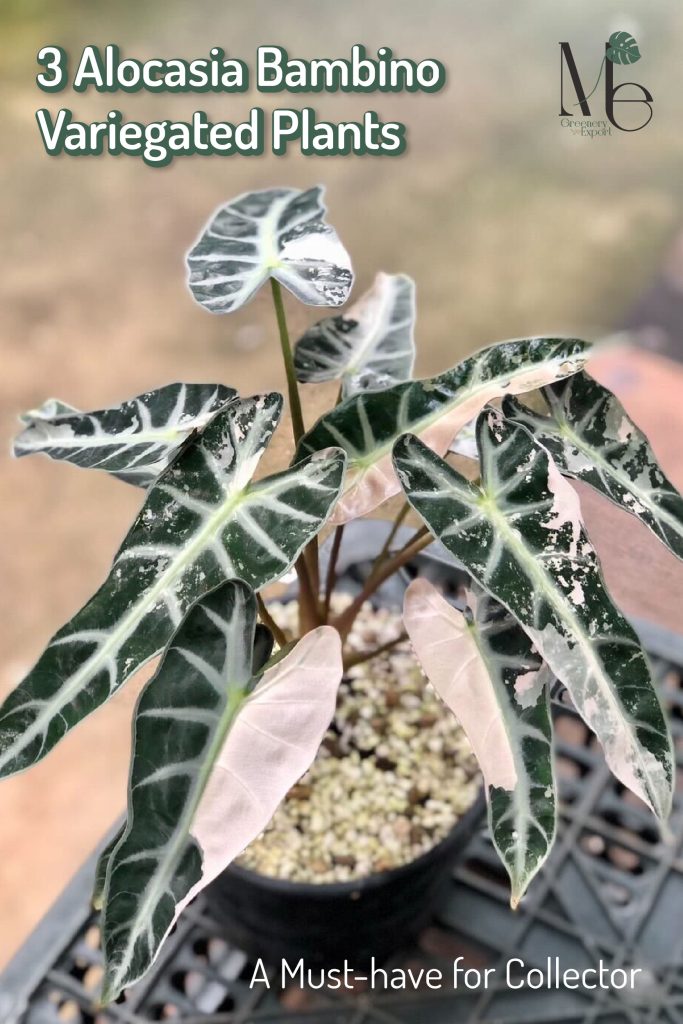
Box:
[13, 383, 236, 486]
[293, 271, 416, 397]
[4, 184, 679, 1000]
[403, 578, 556, 908]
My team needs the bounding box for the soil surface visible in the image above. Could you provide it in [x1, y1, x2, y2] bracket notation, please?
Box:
[238, 600, 480, 883]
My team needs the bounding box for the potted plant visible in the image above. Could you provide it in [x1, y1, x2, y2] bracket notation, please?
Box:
[4, 185, 679, 1003]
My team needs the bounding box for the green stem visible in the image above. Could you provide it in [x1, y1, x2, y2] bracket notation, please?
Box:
[269, 277, 321, 630]
[256, 594, 288, 649]
[270, 278, 306, 446]
[323, 525, 345, 619]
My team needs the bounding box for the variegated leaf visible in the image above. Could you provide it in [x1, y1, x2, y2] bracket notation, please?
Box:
[503, 372, 683, 562]
[13, 383, 236, 487]
[186, 186, 353, 314]
[448, 416, 479, 460]
[92, 622, 275, 913]
[298, 337, 589, 524]
[19, 398, 79, 423]
[101, 581, 342, 1002]
[92, 827, 125, 911]
[393, 411, 674, 820]
[403, 578, 555, 906]
[293, 272, 416, 396]
[0, 395, 345, 779]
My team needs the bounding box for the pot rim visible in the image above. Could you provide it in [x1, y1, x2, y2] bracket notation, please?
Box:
[223, 785, 485, 899]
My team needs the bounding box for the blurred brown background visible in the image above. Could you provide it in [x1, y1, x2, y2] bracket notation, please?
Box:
[2, 0, 683, 966]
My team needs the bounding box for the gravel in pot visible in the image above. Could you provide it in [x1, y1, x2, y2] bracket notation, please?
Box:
[208, 596, 484, 966]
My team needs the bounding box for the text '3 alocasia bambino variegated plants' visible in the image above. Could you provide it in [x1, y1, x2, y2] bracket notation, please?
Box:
[5, 184, 679, 1000]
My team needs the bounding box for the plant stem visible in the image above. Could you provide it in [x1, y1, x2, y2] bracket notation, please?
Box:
[269, 277, 322, 629]
[305, 539, 320, 604]
[270, 278, 306, 446]
[296, 549, 322, 634]
[332, 527, 433, 640]
[325, 504, 410, 625]
[368, 502, 410, 581]
[385, 525, 430, 564]
[343, 631, 408, 671]
[323, 525, 345, 618]
[256, 594, 289, 649]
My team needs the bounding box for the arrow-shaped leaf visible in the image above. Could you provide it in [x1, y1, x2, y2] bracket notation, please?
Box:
[101, 580, 342, 1002]
[393, 411, 674, 820]
[503, 373, 683, 562]
[0, 395, 345, 779]
[92, 618, 276, 913]
[404, 578, 556, 906]
[13, 383, 236, 487]
[93, 827, 125, 911]
[294, 272, 416, 397]
[186, 186, 353, 314]
[298, 337, 589, 524]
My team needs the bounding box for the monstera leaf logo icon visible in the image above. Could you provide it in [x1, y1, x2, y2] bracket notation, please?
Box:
[606, 30, 642, 65]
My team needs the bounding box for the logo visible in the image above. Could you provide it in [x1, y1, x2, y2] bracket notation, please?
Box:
[559, 31, 653, 136]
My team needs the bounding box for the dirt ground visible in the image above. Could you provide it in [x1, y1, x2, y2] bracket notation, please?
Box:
[2, 0, 683, 968]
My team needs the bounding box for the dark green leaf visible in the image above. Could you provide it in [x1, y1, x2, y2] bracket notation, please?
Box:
[14, 383, 236, 487]
[294, 272, 416, 397]
[394, 410, 673, 820]
[92, 827, 124, 911]
[404, 578, 556, 905]
[298, 337, 589, 523]
[504, 373, 683, 562]
[0, 396, 345, 779]
[101, 581, 342, 1001]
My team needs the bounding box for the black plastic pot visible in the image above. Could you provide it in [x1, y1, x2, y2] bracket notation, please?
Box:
[206, 789, 485, 967]
[7, 642, 682, 1024]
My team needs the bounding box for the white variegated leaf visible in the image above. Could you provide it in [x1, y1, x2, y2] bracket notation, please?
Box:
[448, 416, 479, 459]
[13, 383, 236, 486]
[403, 578, 555, 906]
[92, 618, 275, 912]
[0, 395, 346, 779]
[294, 272, 416, 396]
[504, 372, 683, 562]
[92, 827, 124, 911]
[101, 580, 342, 1002]
[186, 186, 353, 314]
[393, 410, 674, 820]
[19, 398, 79, 423]
[298, 337, 589, 524]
